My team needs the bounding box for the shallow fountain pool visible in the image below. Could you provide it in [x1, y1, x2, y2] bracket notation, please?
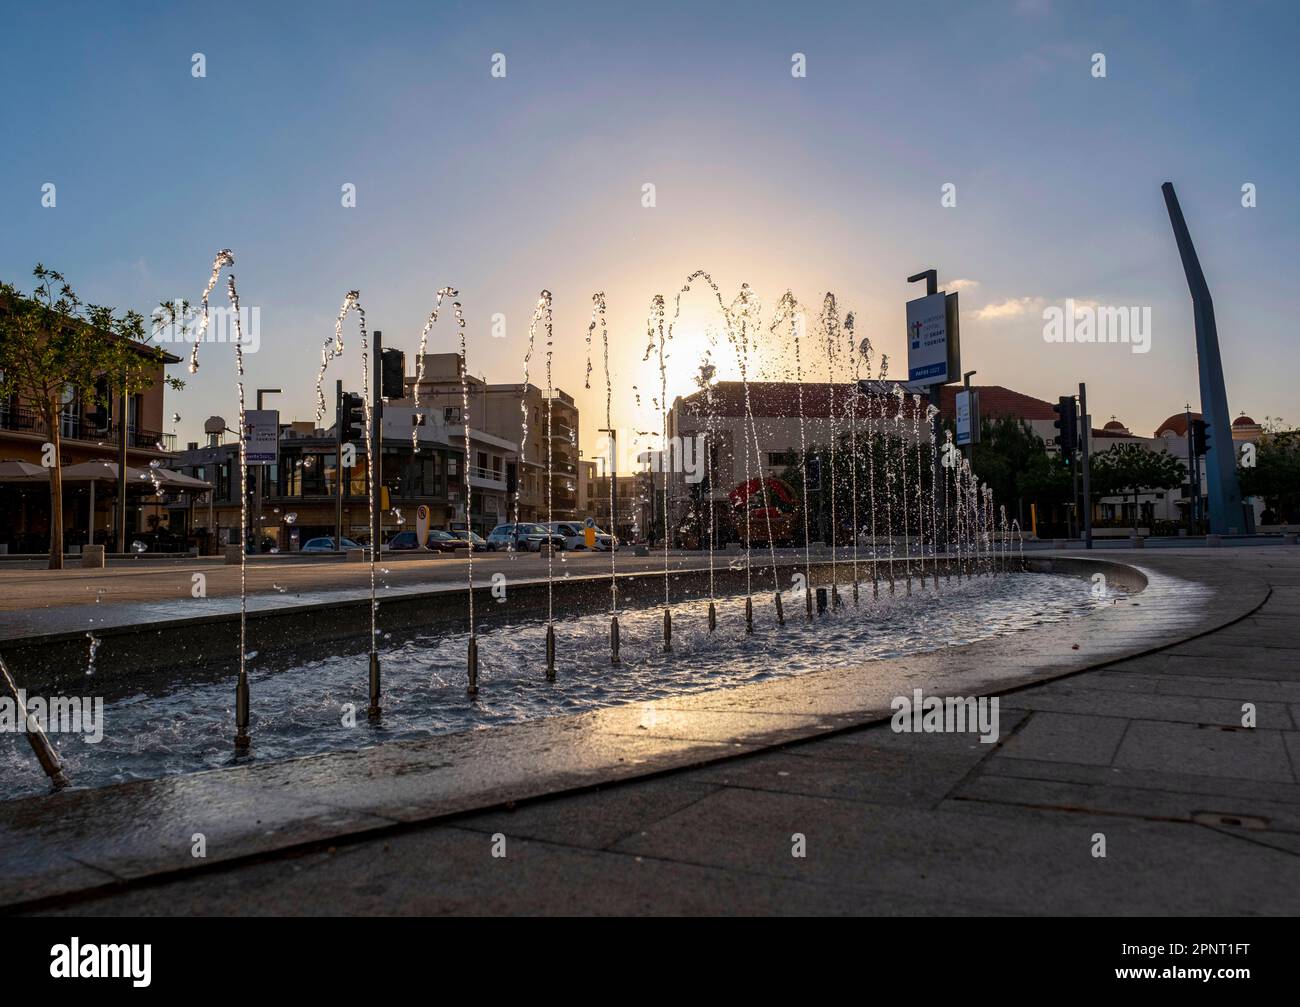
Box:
[2, 572, 1111, 799]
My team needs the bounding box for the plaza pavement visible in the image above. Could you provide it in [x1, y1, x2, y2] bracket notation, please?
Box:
[4, 547, 1300, 915]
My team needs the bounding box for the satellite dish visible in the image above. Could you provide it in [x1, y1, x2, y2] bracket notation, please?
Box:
[203, 416, 227, 435]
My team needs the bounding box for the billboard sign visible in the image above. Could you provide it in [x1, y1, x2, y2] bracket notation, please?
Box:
[245, 410, 279, 465]
[955, 389, 980, 446]
[906, 291, 961, 385]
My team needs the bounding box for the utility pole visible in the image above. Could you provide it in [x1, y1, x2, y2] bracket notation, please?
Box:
[371, 331, 384, 554]
[335, 379, 344, 551]
[116, 384, 127, 554]
[1080, 382, 1092, 549]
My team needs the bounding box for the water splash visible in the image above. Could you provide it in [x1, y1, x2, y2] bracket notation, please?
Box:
[187, 249, 233, 374]
[408, 288, 461, 451]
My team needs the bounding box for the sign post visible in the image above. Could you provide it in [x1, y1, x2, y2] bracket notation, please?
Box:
[246, 406, 279, 553]
[907, 270, 960, 559]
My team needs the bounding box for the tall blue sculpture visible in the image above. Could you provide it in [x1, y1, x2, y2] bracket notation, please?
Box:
[1162, 182, 1243, 534]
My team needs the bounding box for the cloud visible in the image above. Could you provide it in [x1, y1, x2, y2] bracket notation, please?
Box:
[974, 296, 1044, 320]
[947, 278, 980, 292]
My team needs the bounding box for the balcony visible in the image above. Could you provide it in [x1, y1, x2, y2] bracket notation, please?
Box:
[467, 464, 507, 491]
[0, 405, 175, 452]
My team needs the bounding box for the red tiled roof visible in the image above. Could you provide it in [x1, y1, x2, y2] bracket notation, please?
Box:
[677, 382, 1058, 423]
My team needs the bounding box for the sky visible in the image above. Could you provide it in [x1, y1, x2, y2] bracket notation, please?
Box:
[2, 0, 1296, 456]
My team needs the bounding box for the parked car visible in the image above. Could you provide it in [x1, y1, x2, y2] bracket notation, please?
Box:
[427, 529, 469, 552]
[384, 530, 469, 552]
[485, 522, 565, 552]
[450, 529, 488, 549]
[301, 536, 363, 553]
[546, 521, 617, 551]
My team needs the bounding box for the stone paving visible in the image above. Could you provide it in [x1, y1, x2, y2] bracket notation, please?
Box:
[7, 548, 1299, 915]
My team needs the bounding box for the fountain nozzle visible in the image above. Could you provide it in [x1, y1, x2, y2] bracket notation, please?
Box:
[708, 601, 717, 632]
[663, 609, 673, 652]
[545, 624, 556, 681]
[773, 592, 784, 625]
[610, 615, 621, 665]
[467, 635, 479, 697]
[367, 652, 382, 722]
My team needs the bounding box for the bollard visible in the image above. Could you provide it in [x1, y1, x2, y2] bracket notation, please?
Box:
[81, 544, 105, 569]
[745, 596, 753, 633]
[610, 616, 621, 665]
[663, 609, 672, 652]
[852, 581, 859, 605]
[774, 591, 784, 625]
[545, 623, 556, 680]
[831, 584, 841, 608]
[367, 651, 381, 721]
[707, 601, 717, 632]
[225, 544, 242, 565]
[467, 635, 479, 696]
[815, 587, 828, 614]
[235, 668, 251, 752]
[0, 656, 70, 790]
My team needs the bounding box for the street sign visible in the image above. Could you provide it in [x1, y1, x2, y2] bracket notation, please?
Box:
[245, 409, 279, 465]
[416, 505, 431, 548]
[955, 389, 980, 446]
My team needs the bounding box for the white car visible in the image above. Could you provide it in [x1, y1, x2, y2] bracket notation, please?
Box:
[545, 521, 617, 551]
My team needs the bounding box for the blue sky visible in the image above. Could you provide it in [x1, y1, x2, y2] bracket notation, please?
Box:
[2, 0, 1295, 450]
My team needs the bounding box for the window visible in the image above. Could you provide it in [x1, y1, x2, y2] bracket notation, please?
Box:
[444, 406, 462, 423]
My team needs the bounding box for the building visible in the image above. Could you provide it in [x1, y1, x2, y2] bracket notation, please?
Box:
[405, 352, 579, 523]
[167, 406, 516, 550]
[0, 339, 181, 554]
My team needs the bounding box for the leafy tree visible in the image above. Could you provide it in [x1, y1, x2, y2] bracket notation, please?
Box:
[1090, 442, 1186, 535]
[1239, 418, 1300, 522]
[0, 266, 182, 568]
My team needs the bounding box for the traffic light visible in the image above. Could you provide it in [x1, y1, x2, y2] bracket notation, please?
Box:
[340, 391, 365, 444]
[1053, 396, 1078, 458]
[1191, 418, 1208, 457]
[380, 348, 406, 400]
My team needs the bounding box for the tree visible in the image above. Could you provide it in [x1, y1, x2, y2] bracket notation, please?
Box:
[1239, 418, 1300, 523]
[1090, 442, 1186, 535]
[0, 266, 181, 568]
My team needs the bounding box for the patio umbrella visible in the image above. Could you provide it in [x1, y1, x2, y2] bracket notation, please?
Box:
[0, 460, 50, 483]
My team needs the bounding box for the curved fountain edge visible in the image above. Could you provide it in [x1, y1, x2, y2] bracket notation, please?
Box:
[0, 553, 1270, 913]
